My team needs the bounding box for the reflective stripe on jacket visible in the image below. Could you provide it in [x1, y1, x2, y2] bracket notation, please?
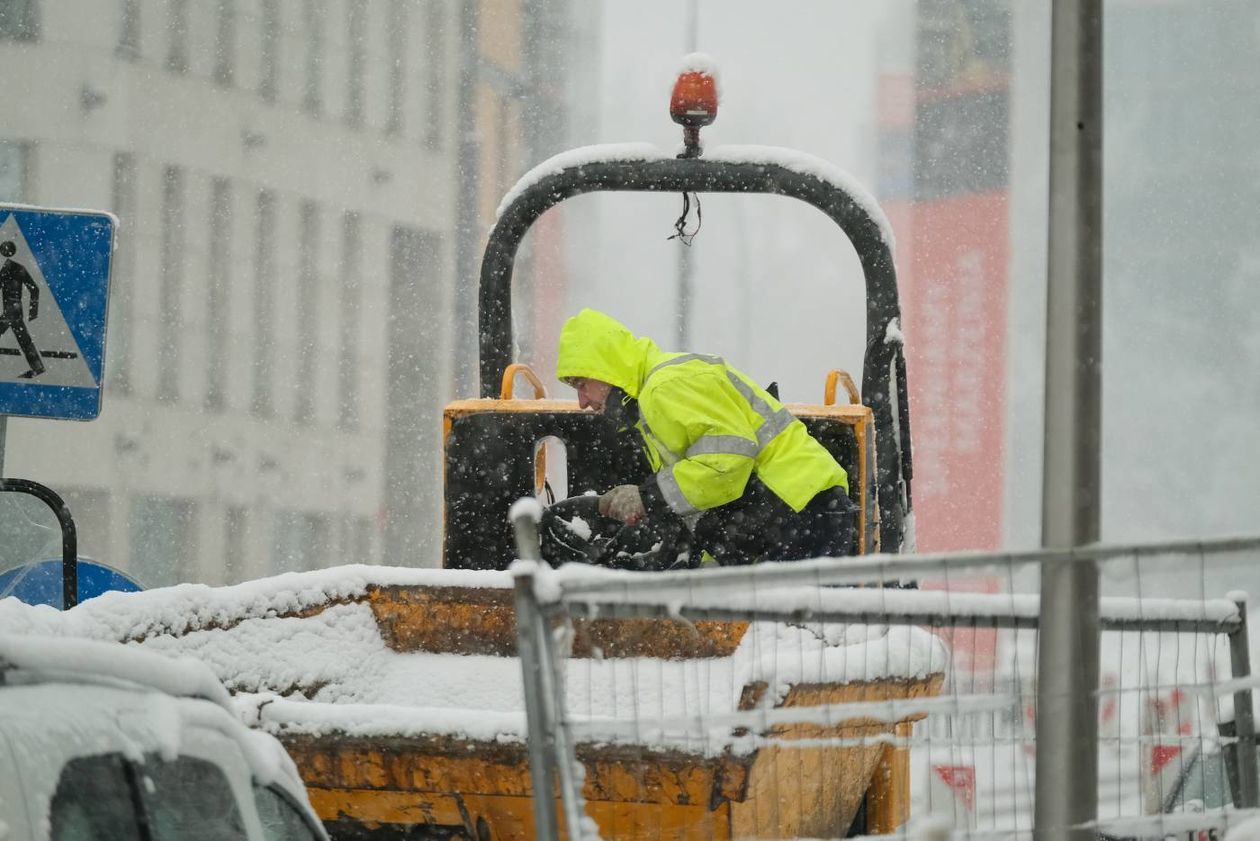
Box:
[556, 308, 848, 516]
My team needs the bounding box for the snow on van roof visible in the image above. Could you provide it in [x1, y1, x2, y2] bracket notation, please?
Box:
[0, 632, 303, 791]
[495, 142, 895, 249]
[0, 632, 230, 707]
[0, 564, 948, 754]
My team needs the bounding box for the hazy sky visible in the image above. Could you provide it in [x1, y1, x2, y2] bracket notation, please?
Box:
[557, 1, 901, 402]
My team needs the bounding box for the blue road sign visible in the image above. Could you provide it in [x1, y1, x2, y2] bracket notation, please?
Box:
[0, 558, 143, 609]
[0, 204, 115, 420]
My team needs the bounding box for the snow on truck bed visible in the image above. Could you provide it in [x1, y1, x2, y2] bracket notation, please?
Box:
[0, 564, 948, 754]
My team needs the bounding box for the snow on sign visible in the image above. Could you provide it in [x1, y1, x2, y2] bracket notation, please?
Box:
[0, 205, 114, 420]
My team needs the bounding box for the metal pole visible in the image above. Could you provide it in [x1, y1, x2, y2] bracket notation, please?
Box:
[675, 239, 692, 350]
[513, 571, 559, 840]
[510, 502, 559, 839]
[675, 0, 698, 351]
[1034, 2, 1103, 840]
[536, 606, 587, 838]
[0, 415, 7, 475]
[454, 0, 480, 397]
[1229, 595, 1259, 808]
[510, 501, 586, 837]
[511, 504, 587, 836]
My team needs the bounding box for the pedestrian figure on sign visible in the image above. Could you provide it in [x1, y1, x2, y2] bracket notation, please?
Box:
[0, 240, 44, 379]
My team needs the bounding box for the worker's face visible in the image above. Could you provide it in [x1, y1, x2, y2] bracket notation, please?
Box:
[572, 378, 613, 413]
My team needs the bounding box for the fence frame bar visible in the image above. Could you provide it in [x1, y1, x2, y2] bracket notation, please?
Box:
[552, 536, 1260, 601]
[1230, 594, 1259, 808]
[559, 601, 1240, 637]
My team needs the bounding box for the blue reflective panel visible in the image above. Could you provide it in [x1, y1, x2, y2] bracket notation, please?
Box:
[0, 558, 142, 609]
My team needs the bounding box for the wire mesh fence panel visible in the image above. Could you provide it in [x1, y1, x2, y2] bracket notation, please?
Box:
[511, 536, 1260, 841]
[1088, 542, 1260, 841]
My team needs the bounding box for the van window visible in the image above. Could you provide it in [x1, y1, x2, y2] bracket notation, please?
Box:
[137, 755, 246, 841]
[1172, 750, 1231, 811]
[50, 754, 143, 840]
[254, 785, 323, 841]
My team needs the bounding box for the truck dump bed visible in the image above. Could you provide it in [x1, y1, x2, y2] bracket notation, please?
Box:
[288, 583, 942, 839]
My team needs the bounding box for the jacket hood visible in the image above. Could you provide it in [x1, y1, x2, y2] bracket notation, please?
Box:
[555, 309, 658, 399]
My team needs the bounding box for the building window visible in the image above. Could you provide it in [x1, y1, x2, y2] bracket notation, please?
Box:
[251, 190, 276, 417]
[167, 0, 190, 74]
[422, 0, 445, 149]
[294, 201, 319, 424]
[338, 513, 373, 564]
[107, 153, 136, 395]
[56, 487, 113, 574]
[383, 227, 442, 563]
[259, 0, 280, 103]
[130, 495, 198, 587]
[345, 0, 366, 127]
[224, 506, 246, 584]
[354, 516, 373, 563]
[205, 178, 231, 411]
[338, 212, 361, 431]
[0, 140, 29, 202]
[272, 511, 329, 573]
[214, 0, 236, 87]
[302, 0, 324, 116]
[116, 0, 140, 60]
[493, 94, 511, 197]
[0, 0, 39, 41]
[385, 0, 406, 135]
[157, 166, 185, 404]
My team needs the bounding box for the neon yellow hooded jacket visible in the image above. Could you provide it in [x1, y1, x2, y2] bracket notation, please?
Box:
[556, 309, 848, 517]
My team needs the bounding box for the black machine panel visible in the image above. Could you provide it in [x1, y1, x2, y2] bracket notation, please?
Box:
[443, 409, 863, 570]
[444, 410, 646, 569]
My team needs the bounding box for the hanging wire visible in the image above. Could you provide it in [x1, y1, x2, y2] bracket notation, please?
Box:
[666, 192, 703, 246]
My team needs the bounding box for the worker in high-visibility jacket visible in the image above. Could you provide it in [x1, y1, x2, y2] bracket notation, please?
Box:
[554, 308, 857, 567]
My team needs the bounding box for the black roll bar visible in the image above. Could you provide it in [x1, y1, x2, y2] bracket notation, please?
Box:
[480, 157, 914, 551]
[0, 478, 78, 609]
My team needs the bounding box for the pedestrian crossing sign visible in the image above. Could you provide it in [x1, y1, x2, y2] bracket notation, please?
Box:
[0, 204, 115, 420]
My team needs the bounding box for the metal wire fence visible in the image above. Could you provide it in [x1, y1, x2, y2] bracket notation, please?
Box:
[509, 522, 1260, 841]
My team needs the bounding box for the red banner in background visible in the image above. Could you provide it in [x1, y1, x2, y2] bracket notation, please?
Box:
[874, 0, 1013, 681]
[903, 191, 1009, 552]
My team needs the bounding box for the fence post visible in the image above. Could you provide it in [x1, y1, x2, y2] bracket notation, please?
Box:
[513, 570, 560, 840]
[1229, 594, 1258, 809]
[511, 499, 590, 839]
[511, 502, 561, 840]
[536, 597, 589, 838]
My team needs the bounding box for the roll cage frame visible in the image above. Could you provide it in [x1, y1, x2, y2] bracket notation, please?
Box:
[479, 155, 914, 552]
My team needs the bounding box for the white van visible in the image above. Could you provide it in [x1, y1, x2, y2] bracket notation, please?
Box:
[0, 633, 328, 841]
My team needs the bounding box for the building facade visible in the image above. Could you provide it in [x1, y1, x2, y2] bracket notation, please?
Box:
[0, 0, 582, 586]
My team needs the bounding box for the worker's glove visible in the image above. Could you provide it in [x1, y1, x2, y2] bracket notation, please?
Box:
[599, 484, 645, 526]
